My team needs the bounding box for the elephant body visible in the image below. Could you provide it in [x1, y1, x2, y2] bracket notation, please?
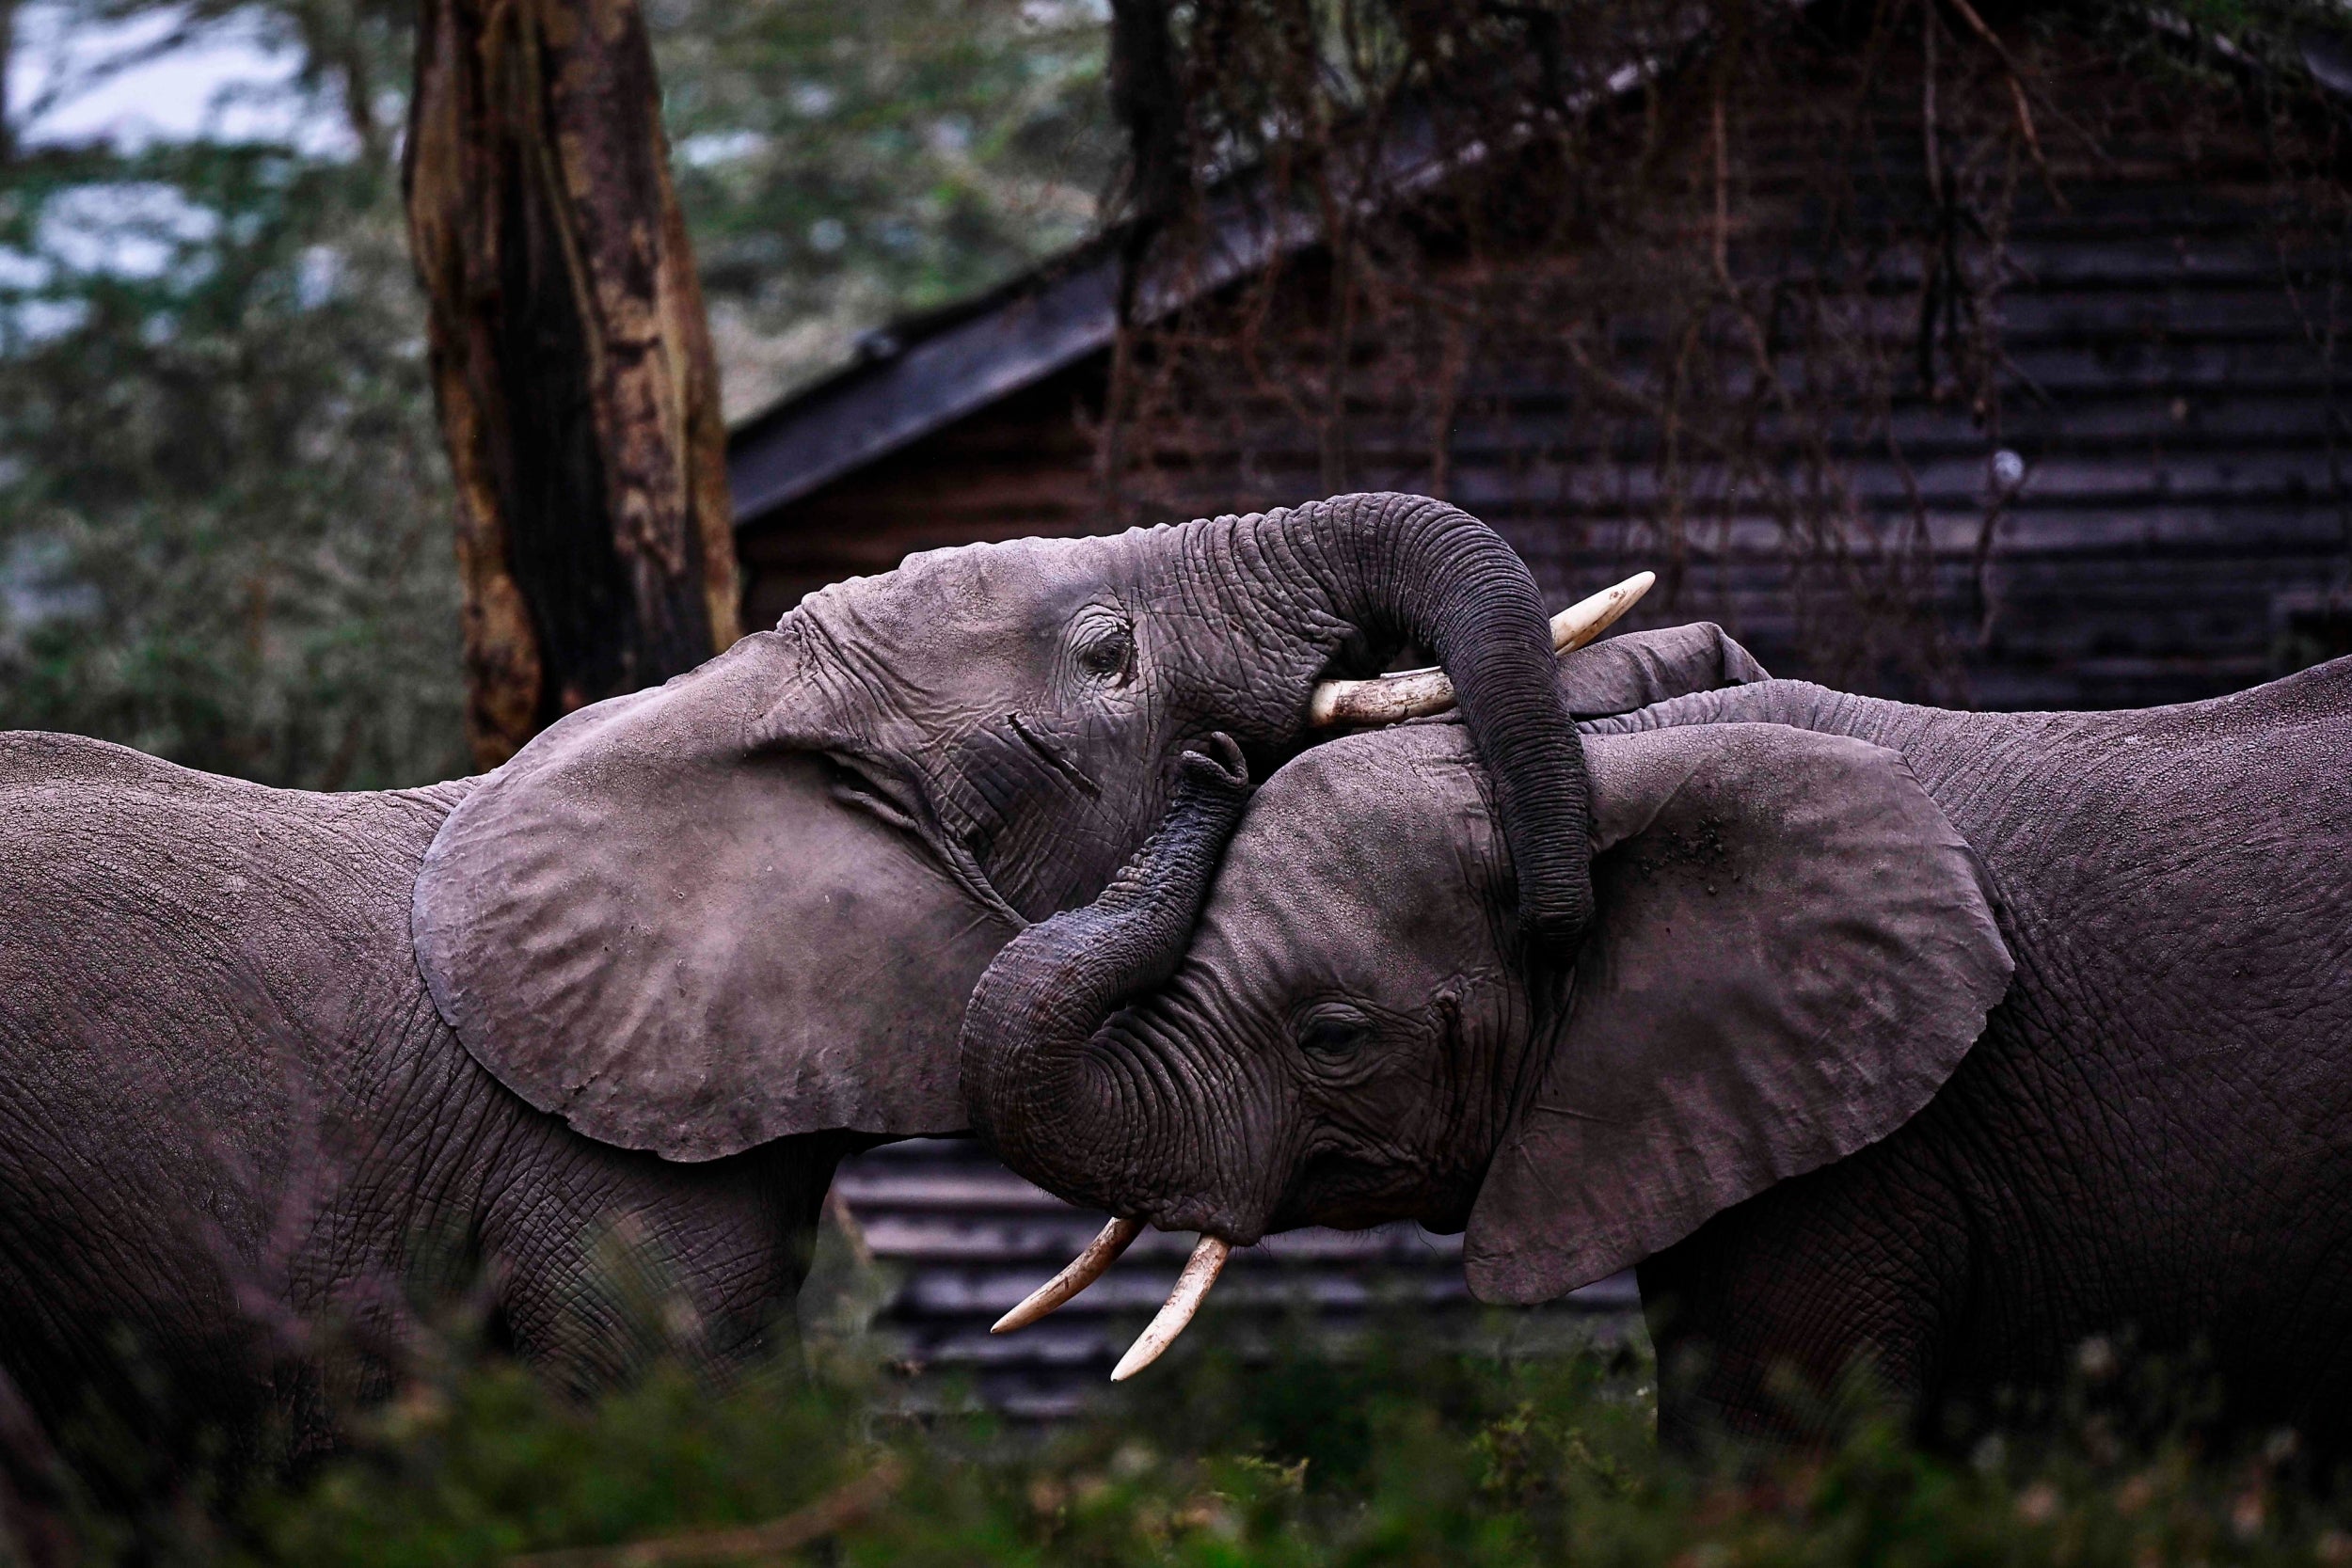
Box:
[0, 731, 842, 1468]
[960, 630, 2352, 1444]
[1597, 660, 2352, 1441]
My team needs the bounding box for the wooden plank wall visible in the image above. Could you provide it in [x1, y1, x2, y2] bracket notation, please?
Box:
[743, 57, 2349, 712]
[832, 1137, 1638, 1418]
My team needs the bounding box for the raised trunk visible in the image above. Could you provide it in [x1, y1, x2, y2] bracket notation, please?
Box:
[1251, 494, 1594, 949]
[961, 739, 1254, 1212]
[405, 0, 739, 768]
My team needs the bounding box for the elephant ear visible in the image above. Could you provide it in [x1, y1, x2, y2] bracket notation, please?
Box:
[412, 632, 1017, 1161]
[1464, 722, 2010, 1304]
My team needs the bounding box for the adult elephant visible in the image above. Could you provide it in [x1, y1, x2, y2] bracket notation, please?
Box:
[0, 495, 1593, 1479]
[961, 650, 2352, 1444]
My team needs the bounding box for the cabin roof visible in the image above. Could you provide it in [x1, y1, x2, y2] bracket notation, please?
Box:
[723, 47, 1679, 529]
[725, 238, 1131, 528]
[722, 11, 2348, 533]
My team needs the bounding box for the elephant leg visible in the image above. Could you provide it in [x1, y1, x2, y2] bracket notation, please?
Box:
[1636, 1131, 1970, 1450]
[484, 1131, 853, 1394]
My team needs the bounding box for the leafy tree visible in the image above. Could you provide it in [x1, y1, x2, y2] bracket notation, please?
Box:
[0, 0, 1110, 784]
[0, 143, 468, 787]
[655, 0, 1114, 415]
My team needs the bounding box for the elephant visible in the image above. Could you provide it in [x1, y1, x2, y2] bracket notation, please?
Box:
[0, 493, 1600, 1486]
[961, 639, 2352, 1445]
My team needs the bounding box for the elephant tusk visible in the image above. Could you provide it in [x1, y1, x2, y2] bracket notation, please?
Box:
[992, 1216, 1142, 1334]
[1109, 1233, 1232, 1382]
[1306, 570, 1657, 728]
[1304, 665, 1455, 730]
[1550, 569, 1656, 653]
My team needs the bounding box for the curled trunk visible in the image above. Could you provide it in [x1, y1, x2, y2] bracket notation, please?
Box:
[970, 494, 1594, 1207]
[1249, 494, 1593, 948]
[961, 738, 1253, 1213]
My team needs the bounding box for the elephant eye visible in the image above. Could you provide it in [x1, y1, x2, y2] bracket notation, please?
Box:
[1298, 1006, 1374, 1060]
[1070, 615, 1135, 685]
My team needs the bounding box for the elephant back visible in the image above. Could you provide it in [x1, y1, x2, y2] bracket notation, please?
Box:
[0, 731, 474, 1088]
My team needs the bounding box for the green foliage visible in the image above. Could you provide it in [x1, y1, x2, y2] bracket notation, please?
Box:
[651, 0, 1112, 416]
[191, 1324, 2352, 1568]
[244, 1361, 874, 1568]
[0, 143, 467, 787]
[11, 0, 415, 165]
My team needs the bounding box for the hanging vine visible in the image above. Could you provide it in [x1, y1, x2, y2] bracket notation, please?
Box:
[1089, 0, 2352, 702]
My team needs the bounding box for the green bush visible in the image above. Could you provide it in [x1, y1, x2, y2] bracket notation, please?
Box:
[245, 1361, 871, 1568]
[0, 147, 468, 790]
[179, 1317, 2352, 1568]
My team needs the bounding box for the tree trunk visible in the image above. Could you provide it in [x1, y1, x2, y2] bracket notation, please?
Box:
[0, 0, 18, 166]
[404, 0, 739, 768]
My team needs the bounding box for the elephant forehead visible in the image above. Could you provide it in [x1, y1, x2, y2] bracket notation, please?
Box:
[796, 532, 1138, 661]
[1193, 726, 1505, 978]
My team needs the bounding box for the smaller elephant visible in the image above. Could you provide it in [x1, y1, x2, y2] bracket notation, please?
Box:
[963, 643, 2352, 1445]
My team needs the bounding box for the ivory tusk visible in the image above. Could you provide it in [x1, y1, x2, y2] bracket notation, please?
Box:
[1109, 1233, 1231, 1382]
[1306, 570, 1657, 728]
[992, 1216, 1142, 1334]
[1549, 569, 1656, 653]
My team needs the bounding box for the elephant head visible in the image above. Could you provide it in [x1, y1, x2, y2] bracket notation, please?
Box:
[412, 493, 1596, 1160]
[960, 700, 2013, 1378]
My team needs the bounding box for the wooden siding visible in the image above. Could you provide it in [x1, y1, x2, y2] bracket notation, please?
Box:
[830, 1137, 1638, 1418]
[741, 112, 2349, 714]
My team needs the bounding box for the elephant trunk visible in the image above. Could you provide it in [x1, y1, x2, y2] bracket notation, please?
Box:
[1249, 493, 1594, 949]
[960, 736, 1254, 1215]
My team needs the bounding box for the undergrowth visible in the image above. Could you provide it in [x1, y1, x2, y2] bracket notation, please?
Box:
[95, 1321, 2351, 1567]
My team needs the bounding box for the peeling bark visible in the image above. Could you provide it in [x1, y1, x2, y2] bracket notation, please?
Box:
[405, 0, 739, 768]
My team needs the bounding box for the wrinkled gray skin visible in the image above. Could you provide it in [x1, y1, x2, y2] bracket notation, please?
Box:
[0, 737, 836, 1481]
[0, 494, 1593, 1484]
[963, 635, 2352, 1445]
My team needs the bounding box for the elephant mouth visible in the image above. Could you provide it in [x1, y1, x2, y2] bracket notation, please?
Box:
[1007, 711, 1102, 799]
[816, 750, 925, 836]
[816, 747, 1028, 927]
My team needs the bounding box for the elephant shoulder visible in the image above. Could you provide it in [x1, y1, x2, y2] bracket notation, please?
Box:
[0, 729, 215, 796]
